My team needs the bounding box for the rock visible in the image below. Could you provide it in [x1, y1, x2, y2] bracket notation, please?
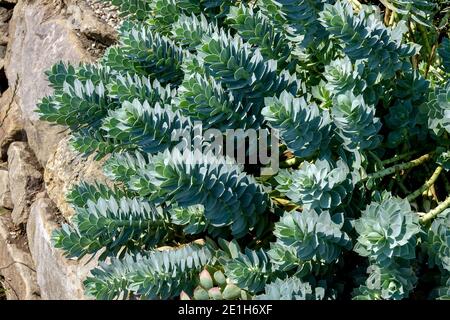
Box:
[0, 45, 5, 59]
[4, 0, 93, 166]
[85, 0, 122, 29]
[0, 6, 10, 46]
[44, 136, 111, 220]
[67, 1, 118, 46]
[0, 210, 40, 300]
[27, 197, 98, 300]
[0, 88, 25, 160]
[0, 7, 12, 24]
[7, 142, 43, 226]
[0, 169, 13, 209]
[0, 22, 8, 46]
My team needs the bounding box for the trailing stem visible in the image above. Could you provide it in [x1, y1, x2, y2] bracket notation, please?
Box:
[381, 151, 418, 166]
[421, 195, 450, 223]
[407, 166, 443, 201]
[364, 153, 434, 182]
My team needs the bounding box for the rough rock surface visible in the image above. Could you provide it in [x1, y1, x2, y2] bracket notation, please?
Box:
[85, 0, 122, 29]
[0, 8, 10, 46]
[0, 210, 40, 300]
[0, 45, 6, 60]
[4, 0, 116, 166]
[0, 0, 117, 300]
[44, 136, 111, 220]
[0, 169, 13, 209]
[7, 142, 43, 226]
[0, 87, 25, 160]
[27, 197, 98, 300]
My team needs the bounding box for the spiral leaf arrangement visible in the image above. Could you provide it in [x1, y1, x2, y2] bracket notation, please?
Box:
[36, 0, 450, 300]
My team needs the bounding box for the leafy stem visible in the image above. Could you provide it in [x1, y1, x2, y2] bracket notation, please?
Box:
[420, 194, 450, 223]
[381, 150, 418, 166]
[407, 166, 443, 202]
[364, 153, 434, 182]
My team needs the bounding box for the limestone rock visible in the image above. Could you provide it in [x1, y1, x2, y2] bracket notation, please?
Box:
[27, 197, 98, 300]
[0, 23, 7, 46]
[0, 7, 12, 24]
[0, 6, 11, 46]
[0, 210, 40, 300]
[0, 88, 25, 160]
[4, 0, 92, 166]
[0, 45, 5, 59]
[67, 1, 118, 46]
[7, 142, 43, 225]
[0, 169, 13, 209]
[44, 136, 111, 220]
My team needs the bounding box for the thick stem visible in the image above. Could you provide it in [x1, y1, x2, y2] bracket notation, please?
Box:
[349, 0, 362, 11]
[384, 7, 391, 26]
[365, 153, 433, 181]
[421, 195, 450, 223]
[388, 10, 396, 26]
[425, 43, 437, 78]
[407, 166, 443, 202]
[271, 197, 300, 211]
[369, 151, 384, 169]
[381, 151, 418, 166]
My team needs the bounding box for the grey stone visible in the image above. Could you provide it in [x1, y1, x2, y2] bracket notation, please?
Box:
[4, 0, 93, 166]
[0, 22, 8, 46]
[3, 0, 118, 166]
[0, 45, 6, 59]
[0, 169, 13, 209]
[0, 210, 40, 300]
[44, 136, 111, 220]
[7, 142, 43, 225]
[0, 88, 25, 160]
[27, 197, 98, 300]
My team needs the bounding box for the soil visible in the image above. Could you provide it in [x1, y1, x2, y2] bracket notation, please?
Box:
[85, 0, 122, 29]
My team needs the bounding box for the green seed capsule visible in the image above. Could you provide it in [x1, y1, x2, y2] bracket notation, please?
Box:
[208, 287, 223, 300]
[180, 291, 191, 300]
[240, 290, 251, 300]
[222, 284, 241, 300]
[193, 286, 209, 300]
[213, 270, 227, 286]
[199, 269, 214, 289]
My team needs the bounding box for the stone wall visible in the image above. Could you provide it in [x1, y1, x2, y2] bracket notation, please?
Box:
[0, 0, 117, 300]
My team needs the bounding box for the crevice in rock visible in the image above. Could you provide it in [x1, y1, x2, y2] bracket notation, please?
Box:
[76, 31, 108, 59]
[0, 275, 10, 300]
[0, 67, 8, 94]
[0, 2, 15, 10]
[2, 208, 29, 252]
[84, 0, 121, 30]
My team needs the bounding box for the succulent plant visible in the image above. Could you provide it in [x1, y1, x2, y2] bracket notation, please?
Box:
[354, 196, 421, 266]
[272, 209, 352, 264]
[421, 80, 450, 136]
[276, 158, 353, 211]
[352, 263, 418, 300]
[423, 211, 450, 272]
[430, 276, 450, 300]
[37, 0, 450, 301]
[331, 91, 382, 152]
[263, 91, 331, 159]
[180, 268, 251, 300]
[255, 277, 325, 300]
